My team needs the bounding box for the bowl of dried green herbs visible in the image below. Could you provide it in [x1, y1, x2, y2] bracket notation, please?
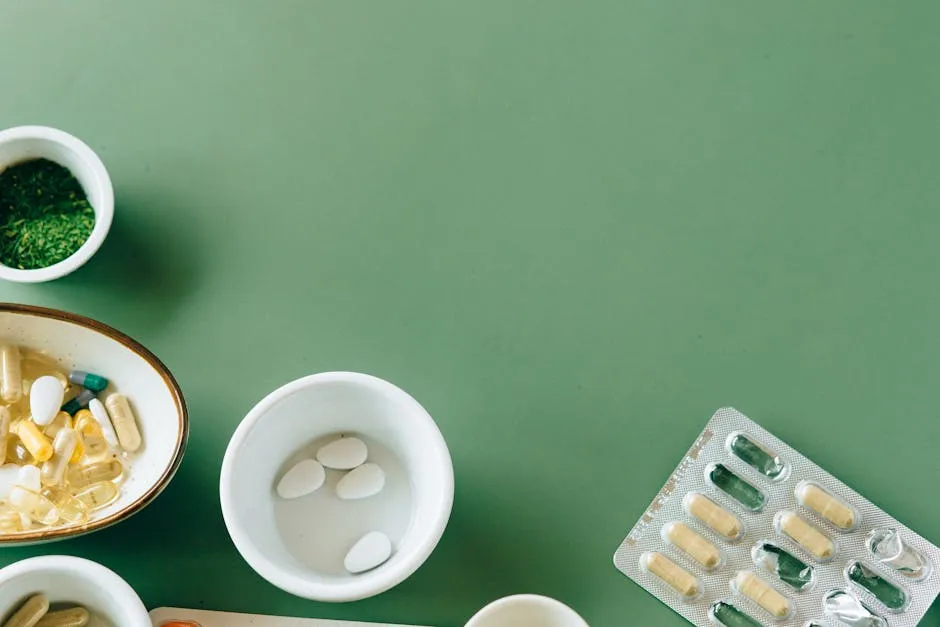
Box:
[0, 126, 113, 282]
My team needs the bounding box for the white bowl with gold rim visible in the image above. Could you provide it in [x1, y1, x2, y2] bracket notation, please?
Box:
[0, 303, 188, 545]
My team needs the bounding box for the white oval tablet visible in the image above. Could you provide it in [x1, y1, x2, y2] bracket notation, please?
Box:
[344, 531, 392, 574]
[30, 375, 65, 426]
[276, 459, 326, 499]
[317, 437, 368, 470]
[336, 463, 386, 500]
[88, 398, 119, 447]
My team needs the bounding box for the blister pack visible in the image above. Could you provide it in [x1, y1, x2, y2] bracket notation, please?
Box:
[613, 407, 940, 626]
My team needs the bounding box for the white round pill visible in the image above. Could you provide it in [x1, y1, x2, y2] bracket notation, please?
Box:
[29, 375, 64, 426]
[276, 459, 326, 499]
[344, 531, 392, 574]
[336, 463, 385, 500]
[316, 437, 368, 470]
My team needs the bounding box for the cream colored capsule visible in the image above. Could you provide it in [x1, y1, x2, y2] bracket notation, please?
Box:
[796, 482, 856, 530]
[733, 570, 791, 618]
[35, 607, 90, 627]
[4, 593, 49, 627]
[684, 492, 743, 540]
[641, 552, 700, 598]
[0, 344, 22, 404]
[103, 394, 141, 451]
[0, 406, 11, 465]
[777, 511, 834, 560]
[663, 521, 721, 569]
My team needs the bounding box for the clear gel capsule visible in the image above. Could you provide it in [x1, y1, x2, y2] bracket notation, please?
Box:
[10, 486, 59, 525]
[0, 406, 11, 465]
[683, 492, 743, 540]
[88, 399, 118, 448]
[104, 394, 141, 451]
[709, 601, 763, 627]
[796, 481, 858, 530]
[867, 528, 932, 580]
[824, 589, 886, 627]
[42, 411, 72, 439]
[22, 351, 68, 388]
[4, 593, 50, 627]
[727, 433, 786, 479]
[35, 607, 90, 627]
[708, 463, 766, 511]
[40, 487, 88, 524]
[73, 410, 108, 459]
[73, 480, 119, 511]
[640, 551, 700, 598]
[15, 420, 53, 462]
[731, 571, 791, 619]
[0, 511, 30, 532]
[61, 388, 95, 416]
[847, 562, 908, 611]
[68, 370, 109, 393]
[663, 521, 721, 569]
[752, 542, 814, 591]
[41, 428, 79, 487]
[67, 459, 123, 490]
[776, 511, 834, 561]
[6, 437, 32, 465]
[0, 344, 23, 404]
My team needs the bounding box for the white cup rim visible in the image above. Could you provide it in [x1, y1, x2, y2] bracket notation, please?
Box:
[466, 594, 590, 627]
[0, 555, 150, 625]
[0, 125, 114, 283]
[220, 371, 455, 602]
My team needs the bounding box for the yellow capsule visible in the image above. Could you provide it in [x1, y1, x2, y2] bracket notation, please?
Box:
[69, 431, 85, 464]
[777, 511, 834, 560]
[40, 428, 79, 487]
[0, 344, 23, 404]
[10, 486, 60, 525]
[641, 551, 700, 598]
[41, 487, 88, 524]
[73, 480, 119, 511]
[683, 492, 743, 540]
[796, 482, 857, 530]
[4, 593, 50, 627]
[43, 411, 73, 439]
[0, 510, 31, 532]
[35, 607, 90, 627]
[105, 394, 141, 452]
[5, 436, 33, 465]
[0, 406, 11, 465]
[67, 459, 123, 490]
[733, 571, 791, 618]
[74, 411, 109, 459]
[663, 521, 721, 569]
[15, 420, 53, 462]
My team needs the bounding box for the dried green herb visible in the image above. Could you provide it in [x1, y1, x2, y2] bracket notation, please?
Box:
[0, 159, 95, 269]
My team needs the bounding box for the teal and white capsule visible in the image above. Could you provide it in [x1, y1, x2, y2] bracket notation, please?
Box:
[61, 388, 96, 415]
[68, 371, 109, 393]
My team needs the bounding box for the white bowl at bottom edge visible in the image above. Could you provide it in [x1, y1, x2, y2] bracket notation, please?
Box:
[465, 595, 590, 627]
[0, 555, 150, 627]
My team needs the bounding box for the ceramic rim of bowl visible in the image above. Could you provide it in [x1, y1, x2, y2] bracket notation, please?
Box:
[0, 302, 188, 544]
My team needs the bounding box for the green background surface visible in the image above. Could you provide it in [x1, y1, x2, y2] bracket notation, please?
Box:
[2, 1, 940, 625]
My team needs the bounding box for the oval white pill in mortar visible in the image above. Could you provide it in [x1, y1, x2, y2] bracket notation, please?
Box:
[276, 459, 326, 499]
[317, 437, 368, 470]
[29, 375, 64, 426]
[336, 463, 385, 500]
[344, 531, 392, 574]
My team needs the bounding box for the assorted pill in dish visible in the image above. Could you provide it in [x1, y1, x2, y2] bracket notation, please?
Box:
[614, 407, 940, 627]
[0, 345, 142, 534]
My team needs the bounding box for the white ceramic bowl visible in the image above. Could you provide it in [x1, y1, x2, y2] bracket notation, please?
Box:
[220, 372, 454, 602]
[466, 595, 589, 627]
[0, 303, 188, 545]
[0, 555, 150, 626]
[0, 125, 114, 283]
